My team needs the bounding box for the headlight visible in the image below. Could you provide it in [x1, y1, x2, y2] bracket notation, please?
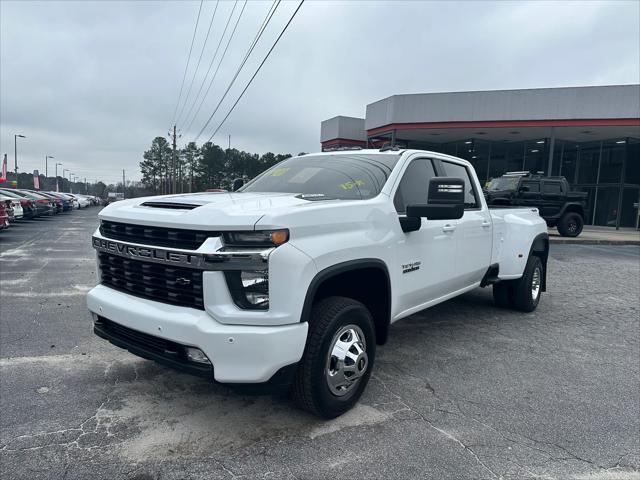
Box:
[224, 270, 269, 310]
[222, 229, 289, 247]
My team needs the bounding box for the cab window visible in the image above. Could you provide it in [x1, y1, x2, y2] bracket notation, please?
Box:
[440, 161, 480, 208]
[394, 159, 436, 213]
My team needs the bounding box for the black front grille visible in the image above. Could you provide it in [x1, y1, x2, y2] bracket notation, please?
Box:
[99, 252, 204, 309]
[100, 220, 217, 250]
[97, 316, 174, 354]
[94, 316, 213, 378]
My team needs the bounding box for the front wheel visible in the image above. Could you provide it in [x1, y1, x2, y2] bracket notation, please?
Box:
[292, 296, 375, 419]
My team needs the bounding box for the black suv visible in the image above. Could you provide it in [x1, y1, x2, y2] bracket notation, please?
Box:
[484, 173, 588, 237]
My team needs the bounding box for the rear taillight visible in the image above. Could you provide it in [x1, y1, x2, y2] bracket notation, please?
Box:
[20, 199, 29, 206]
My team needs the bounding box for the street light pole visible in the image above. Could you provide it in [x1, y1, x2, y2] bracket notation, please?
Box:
[45, 155, 54, 178]
[55, 162, 62, 192]
[14, 134, 26, 187]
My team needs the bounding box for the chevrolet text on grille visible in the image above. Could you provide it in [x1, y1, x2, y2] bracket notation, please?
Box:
[91, 236, 271, 271]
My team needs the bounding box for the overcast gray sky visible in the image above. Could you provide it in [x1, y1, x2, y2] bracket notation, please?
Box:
[1, 0, 639, 184]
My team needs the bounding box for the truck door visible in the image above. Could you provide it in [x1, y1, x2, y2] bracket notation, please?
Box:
[541, 180, 563, 217]
[393, 157, 458, 311]
[437, 159, 493, 288]
[519, 180, 542, 208]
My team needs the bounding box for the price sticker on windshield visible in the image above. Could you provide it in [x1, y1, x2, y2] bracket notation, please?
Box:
[268, 167, 290, 177]
[339, 180, 365, 190]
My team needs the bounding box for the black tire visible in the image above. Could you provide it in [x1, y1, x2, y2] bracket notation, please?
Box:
[511, 255, 543, 312]
[292, 296, 376, 419]
[493, 281, 514, 308]
[557, 212, 583, 237]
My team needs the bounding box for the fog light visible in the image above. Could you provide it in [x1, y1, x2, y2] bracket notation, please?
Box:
[185, 347, 211, 364]
[241, 270, 269, 308]
[224, 270, 270, 310]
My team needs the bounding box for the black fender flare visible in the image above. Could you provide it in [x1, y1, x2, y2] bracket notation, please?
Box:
[300, 259, 392, 343]
[557, 202, 585, 219]
[528, 233, 549, 291]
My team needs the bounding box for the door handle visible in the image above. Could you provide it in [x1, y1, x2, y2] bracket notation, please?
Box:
[442, 224, 456, 232]
[481, 221, 491, 228]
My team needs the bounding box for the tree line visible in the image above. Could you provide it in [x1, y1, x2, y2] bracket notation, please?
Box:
[139, 137, 301, 194]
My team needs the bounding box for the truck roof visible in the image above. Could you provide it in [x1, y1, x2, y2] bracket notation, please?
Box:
[312, 147, 474, 161]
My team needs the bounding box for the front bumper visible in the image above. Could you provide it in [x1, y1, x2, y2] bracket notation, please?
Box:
[87, 284, 308, 383]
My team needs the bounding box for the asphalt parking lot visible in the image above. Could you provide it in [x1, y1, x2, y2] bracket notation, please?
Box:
[1, 208, 638, 480]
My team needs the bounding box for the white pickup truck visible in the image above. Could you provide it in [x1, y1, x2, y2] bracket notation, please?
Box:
[87, 148, 548, 418]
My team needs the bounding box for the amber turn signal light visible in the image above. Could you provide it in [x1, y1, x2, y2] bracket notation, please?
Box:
[270, 229, 289, 246]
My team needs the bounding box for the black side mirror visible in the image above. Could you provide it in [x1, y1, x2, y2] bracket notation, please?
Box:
[427, 177, 465, 206]
[402, 177, 465, 232]
[232, 178, 244, 191]
[519, 185, 530, 192]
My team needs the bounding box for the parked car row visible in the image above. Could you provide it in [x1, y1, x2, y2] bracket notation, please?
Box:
[0, 188, 102, 230]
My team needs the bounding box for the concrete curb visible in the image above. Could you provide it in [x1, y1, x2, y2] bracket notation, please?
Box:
[549, 238, 640, 245]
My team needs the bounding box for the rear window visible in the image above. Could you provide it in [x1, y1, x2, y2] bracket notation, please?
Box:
[240, 153, 401, 200]
[543, 182, 562, 194]
[521, 181, 540, 192]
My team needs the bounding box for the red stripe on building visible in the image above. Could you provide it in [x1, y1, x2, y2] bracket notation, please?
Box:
[366, 118, 640, 137]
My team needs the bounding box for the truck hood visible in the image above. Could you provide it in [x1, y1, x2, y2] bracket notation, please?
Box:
[98, 192, 322, 230]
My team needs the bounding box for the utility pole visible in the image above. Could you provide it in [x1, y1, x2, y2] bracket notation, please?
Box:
[228, 134, 231, 150]
[122, 169, 126, 199]
[171, 125, 177, 195]
[55, 163, 62, 192]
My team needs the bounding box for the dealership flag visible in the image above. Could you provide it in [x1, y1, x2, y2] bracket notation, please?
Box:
[33, 170, 40, 190]
[0, 154, 6, 182]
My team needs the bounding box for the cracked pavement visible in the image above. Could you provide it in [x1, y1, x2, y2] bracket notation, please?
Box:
[1, 208, 639, 479]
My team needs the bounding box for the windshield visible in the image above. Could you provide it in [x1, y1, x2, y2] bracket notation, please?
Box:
[240, 153, 401, 200]
[20, 190, 47, 199]
[487, 176, 520, 192]
[0, 190, 22, 199]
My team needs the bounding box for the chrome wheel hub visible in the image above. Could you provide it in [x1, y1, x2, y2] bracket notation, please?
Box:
[531, 266, 541, 300]
[325, 325, 368, 397]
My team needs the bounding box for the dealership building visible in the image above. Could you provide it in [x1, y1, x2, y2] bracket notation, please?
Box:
[320, 85, 640, 228]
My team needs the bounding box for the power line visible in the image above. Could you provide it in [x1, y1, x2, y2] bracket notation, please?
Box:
[171, 0, 204, 126]
[175, 0, 221, 127]
[203, 0, 304, 143]
[178, 0, 243, 135]
[189, 0, 281, 142]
